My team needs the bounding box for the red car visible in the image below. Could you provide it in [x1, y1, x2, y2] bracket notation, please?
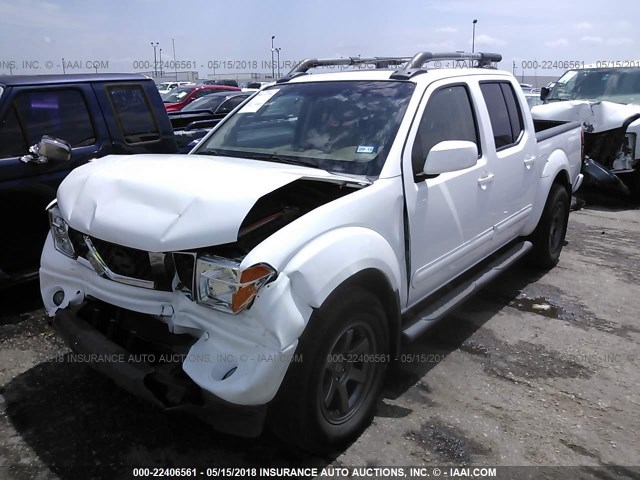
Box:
[162, 85, 240, 112]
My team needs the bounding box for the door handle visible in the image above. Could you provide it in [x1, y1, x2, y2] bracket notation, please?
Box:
[524, 156, 536, 169]
[478, 173, 494, 188]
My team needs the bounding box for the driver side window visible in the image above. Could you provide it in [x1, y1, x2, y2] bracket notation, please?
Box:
[411, 85, 479, 178]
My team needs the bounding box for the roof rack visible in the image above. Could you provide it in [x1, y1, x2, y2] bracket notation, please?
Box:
[277, 56, 411, 83]
[390, 51, 502, 79]
[276, 51, 502, 83]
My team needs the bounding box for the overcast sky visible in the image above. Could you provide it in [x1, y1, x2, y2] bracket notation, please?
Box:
[1, 0, 639, 78]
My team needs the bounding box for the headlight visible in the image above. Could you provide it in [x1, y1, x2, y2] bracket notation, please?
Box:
[195, 255, 276, 314]
[47, 204, 75, 258]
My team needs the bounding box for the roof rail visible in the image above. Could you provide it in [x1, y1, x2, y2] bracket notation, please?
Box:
[275, 51, 502, 83]
[390, 51, 502, 79]
[277, 56, 411, 83]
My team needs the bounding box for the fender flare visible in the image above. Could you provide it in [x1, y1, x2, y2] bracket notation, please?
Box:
[524, 149, 571, 234]
[282, 226, 403, 310]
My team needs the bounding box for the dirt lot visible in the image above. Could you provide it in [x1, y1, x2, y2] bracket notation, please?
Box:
[1, 195, 639, 480]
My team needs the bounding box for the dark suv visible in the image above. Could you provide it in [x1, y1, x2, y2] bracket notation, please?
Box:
[0, 73, 177, 287]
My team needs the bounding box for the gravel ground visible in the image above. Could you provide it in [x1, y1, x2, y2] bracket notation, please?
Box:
[1, 194, 639, 480]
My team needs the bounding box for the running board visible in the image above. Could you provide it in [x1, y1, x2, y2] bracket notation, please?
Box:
[402, 241, 533, 342]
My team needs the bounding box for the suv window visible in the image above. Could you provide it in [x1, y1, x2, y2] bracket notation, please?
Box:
[480, 82, 524, 150]
[193, 89, 216, 99]
[108, 85, 160, 143]
[0, 106, 28, 158]
[13, 89, 96, 148]
[412, 84, 479, 177]
[217, 95, 247, 114]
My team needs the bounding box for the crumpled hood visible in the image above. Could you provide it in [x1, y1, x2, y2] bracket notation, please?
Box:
[57, 154, 359, 252]
[532, 100, 640, 132]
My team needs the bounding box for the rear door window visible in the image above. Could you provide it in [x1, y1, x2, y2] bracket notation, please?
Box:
[480, 82, 524, 150]
[108, 85, 160, 144]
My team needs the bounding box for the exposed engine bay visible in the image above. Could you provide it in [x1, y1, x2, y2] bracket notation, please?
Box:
[209, 178, 362, 257]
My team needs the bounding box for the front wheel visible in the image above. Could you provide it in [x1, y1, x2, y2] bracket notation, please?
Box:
[269, 287, 389, 454]
[527, 184, 570, 269]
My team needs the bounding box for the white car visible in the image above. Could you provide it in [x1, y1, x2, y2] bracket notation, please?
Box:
[536, 66, 640, 197]
[157, 81, 195, 95]
[40, 52, 582, 453]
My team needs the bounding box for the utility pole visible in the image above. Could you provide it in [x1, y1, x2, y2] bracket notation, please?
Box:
[271, 35, 275, 79]
[172, 38, 178, 81]
[275, 47, 281, 78]
[151, 42, 159, 77]
[159, 48, 163, 77]
[472, 19, 478, 53]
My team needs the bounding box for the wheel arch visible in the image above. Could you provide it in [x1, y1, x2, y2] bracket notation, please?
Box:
[323, 268, 402, 359]
[523, 161, 572, 235]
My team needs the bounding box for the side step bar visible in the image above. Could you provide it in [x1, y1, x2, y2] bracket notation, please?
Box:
[402, 241, 533, 342]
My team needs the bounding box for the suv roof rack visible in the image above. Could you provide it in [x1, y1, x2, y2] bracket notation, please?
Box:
[276, 51, 502, 83]
[390, 51, 502, 80]
[277, 56, 411, 83]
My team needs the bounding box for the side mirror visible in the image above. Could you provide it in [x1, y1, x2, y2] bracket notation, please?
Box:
[20, 135, 71, 164]
[423, 140, 478, 175]
[540, 87, 550, 101]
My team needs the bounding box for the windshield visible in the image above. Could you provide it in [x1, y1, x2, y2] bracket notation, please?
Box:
[162, 87, 195, 103]
[547, 68, 640, 104]
[181, 94, 228, 112]
[193, 81, 415, 176]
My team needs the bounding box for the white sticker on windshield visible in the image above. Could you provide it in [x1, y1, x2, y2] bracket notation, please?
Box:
[356, 145, 377, 154]
[239, 89, 280, 113]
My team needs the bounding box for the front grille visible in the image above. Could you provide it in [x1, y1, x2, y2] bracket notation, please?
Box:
[90, 237, 152, 280]
[68, 228, 176, 291]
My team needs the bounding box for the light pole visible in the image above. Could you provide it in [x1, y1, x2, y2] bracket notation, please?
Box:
[472, 19, 478, 53]
[271, 35, 275, 79]
[159, 48, 163, 77]
[151, 42, 159, 77]
[172, 38, 178, 81]
[275, 47, 281, 78]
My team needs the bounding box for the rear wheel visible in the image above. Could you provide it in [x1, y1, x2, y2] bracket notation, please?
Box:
[528, 184, 570, 269]
[270, 287, 389, 454]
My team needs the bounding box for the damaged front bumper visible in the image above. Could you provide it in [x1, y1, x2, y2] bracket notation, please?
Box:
[54, 303, 266, 437]
[40, 233, 312, 432]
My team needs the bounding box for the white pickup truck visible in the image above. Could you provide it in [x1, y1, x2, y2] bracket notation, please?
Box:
[40, 52, 583, 453]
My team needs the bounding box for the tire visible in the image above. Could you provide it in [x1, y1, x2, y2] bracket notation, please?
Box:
[527, 184, 570, 269]
[269, 287, 389, 454]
